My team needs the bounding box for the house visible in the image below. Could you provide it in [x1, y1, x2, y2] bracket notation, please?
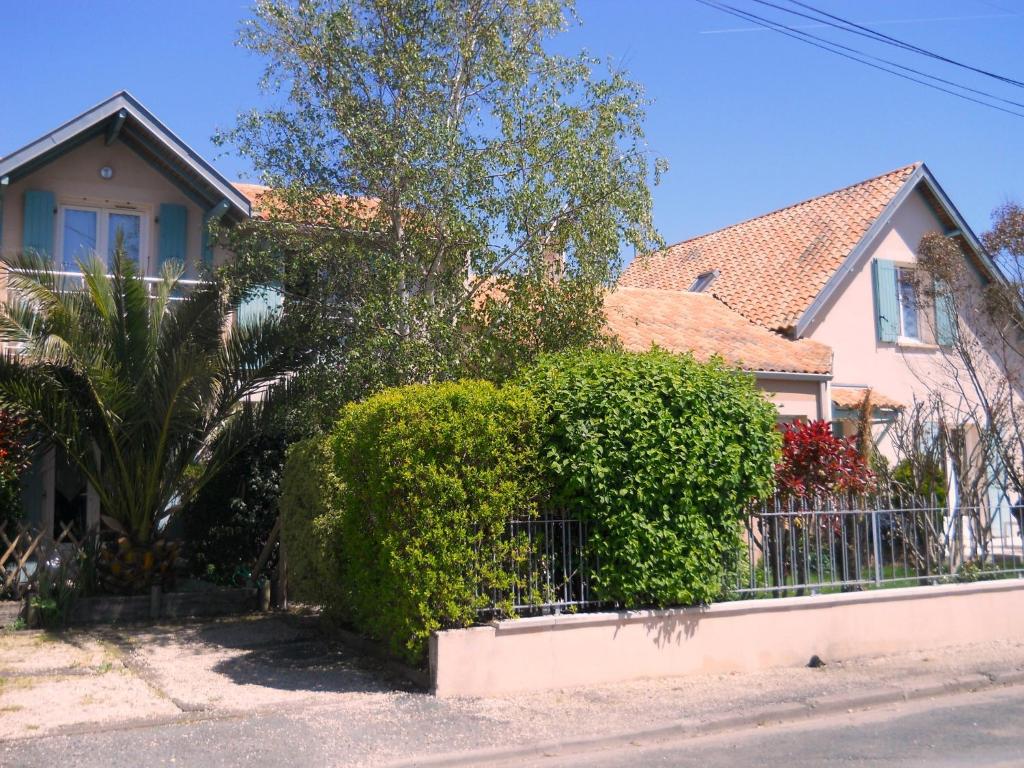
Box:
[614, 162, 1017, 536]
[0, 92, 265, 537]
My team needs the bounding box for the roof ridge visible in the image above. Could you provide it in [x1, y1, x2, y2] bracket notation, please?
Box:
[657, 162, 921, 253]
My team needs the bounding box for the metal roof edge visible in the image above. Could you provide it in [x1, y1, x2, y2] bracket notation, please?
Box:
[0, 91, 250, 218]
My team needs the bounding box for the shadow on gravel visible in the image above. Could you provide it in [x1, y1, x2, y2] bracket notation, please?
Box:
[93, 613, 425, 697]
[210, 636, 420, 695]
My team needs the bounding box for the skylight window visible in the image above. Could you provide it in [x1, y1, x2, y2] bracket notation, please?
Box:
[689, 270, 718, 293]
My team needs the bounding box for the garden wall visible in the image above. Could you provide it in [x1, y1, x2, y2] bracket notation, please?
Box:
[430, 580, 1024, 697]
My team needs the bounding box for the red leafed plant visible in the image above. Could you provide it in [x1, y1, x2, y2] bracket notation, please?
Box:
[775, 420, 874, 499]
[0, 409, 35, 525]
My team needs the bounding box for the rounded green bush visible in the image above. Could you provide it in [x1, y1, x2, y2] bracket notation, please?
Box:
[329, 380, 541, 665]
[521, 349, 780, 608]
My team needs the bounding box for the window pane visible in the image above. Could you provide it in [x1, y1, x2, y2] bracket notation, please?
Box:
[108, 213, 142, 264]
[898, 269, 919, 339]
[62, 209, 97, 270]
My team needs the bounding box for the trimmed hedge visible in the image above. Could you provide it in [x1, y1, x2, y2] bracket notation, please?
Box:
[279, 435, 345, 609]
[281, 380, 541, 665]
[521, 349, 779, 607]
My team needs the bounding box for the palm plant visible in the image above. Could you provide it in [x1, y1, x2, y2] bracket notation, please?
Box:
[0, 242, 293, 550]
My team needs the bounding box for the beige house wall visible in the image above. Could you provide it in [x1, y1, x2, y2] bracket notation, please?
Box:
[755, 376, 825, 422]
[0, 135, 219, 282]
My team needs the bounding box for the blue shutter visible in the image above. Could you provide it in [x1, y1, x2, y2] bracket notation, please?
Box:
[934, 278, 956, 347]
[22, 190, 55, 257]
[871, 259, 899, 343]
[237, 284, 284, 327]
[158, 204, 188, 268]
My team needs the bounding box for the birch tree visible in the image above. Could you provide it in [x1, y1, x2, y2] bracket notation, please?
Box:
[218, 0, 663, 420]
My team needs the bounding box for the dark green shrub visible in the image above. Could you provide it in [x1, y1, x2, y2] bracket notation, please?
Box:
[279, 435, 345, 608]
[521, 349, 779, 608]
[183, 433, 286, 585]
[329, 380, 541, 664]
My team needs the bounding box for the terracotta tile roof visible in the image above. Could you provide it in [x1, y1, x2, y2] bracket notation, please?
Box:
[605, 287, 833, 375]
[233, 183, 274, 220]
[619, 163, 921, 332]
[233, 182, 380, 223]
[831, 386, 903, 411]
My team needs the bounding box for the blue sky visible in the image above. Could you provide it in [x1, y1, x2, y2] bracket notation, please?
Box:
[2, 0, 1021, 250]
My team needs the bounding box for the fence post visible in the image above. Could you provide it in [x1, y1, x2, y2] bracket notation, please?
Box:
[871, 507, 883, 587]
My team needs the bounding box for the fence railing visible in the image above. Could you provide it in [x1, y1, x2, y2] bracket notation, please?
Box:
[479, 516, 605, 617]
[481, 491, 1024, 616]
[1, 521, 86, 600]
[735, 493, 1023, 597]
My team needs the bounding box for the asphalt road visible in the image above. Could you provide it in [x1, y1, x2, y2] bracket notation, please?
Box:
[521, 685, 1024, 768]
[4, 682, 1023, 767]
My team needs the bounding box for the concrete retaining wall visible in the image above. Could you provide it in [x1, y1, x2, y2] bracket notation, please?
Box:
[430, 580, 1024, 697]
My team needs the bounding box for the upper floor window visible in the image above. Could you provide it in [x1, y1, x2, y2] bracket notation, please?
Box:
[689, 270, 718, 293]
[58, 205, 145, 272]
[896, 266, 920, 341]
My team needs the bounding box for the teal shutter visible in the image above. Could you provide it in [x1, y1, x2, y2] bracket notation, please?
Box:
[158, 204, 188, 268]
[934, 278, 956, 347]
[22, 190, 55, 257]
[871, 259, 899, 343]
[237, 284, 284, 327]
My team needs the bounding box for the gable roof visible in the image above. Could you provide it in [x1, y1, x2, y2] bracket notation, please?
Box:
[0, 91, 250, 220]
[605, 287, 832, 376]
[619, 163, 921, 333]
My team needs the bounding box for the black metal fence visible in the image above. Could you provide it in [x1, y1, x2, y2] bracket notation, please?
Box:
[480, 490, 1024, 616]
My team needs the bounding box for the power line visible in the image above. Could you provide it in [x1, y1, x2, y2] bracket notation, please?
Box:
[694, 0, 1024, 120]
[744, 0, 1024, 111]
[779, 0, 1024, 90]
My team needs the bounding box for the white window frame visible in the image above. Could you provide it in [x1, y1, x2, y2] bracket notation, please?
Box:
[55, 203, 150, 275]
[896, 266, 921, 343]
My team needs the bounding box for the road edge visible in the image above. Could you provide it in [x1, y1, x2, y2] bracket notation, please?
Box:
[388, 667, 1024, 768]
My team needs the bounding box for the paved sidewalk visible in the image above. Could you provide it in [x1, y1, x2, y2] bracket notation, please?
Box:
[1, 614, 1023, 767]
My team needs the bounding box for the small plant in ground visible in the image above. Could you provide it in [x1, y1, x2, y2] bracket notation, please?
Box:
[28, 547, 83, 630]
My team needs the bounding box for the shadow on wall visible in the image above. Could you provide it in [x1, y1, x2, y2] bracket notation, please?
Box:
[628, 606, 704, 648]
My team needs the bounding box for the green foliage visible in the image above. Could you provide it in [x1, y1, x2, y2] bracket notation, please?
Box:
[521, 349, 780, 607]
[279, 435, 345, 609]
[30, 546, 87, 629]
[183, 433, 286, 585]
[0, 246, 294, 549]
[219, 0, 663, 424]
[325, 380, 540, 664]
[892, 457, 948, 506]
